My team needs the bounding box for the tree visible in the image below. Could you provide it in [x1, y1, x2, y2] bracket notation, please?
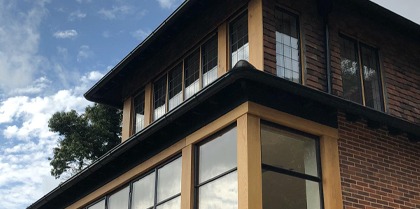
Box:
[48, 103, 121, 179]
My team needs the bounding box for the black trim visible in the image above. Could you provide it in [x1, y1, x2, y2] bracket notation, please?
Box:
[262, 164, 320, 183]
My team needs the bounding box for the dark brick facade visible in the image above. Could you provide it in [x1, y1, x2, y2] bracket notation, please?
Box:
[338, 113, 420, 209]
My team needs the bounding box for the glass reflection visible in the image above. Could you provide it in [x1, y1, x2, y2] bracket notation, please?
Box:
[340, 37, 363, 104]
[131, 173, 155, 209]
[199, 127, 237, 183]
[156, 197, 181, 209]
[108, 186, 129, 209]
[262, 171, 321, 209]
[199, 171, 238, 209]
[230, 13, 249, 68]
[157, 157, 182, 202]
[360, 45, 383, 111]
[87, 199, 105, 209]
[261, 124, 318, 177]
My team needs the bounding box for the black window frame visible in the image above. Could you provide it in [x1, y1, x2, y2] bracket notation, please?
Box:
[339, 34, 385, 111]
[275, 7, 302, 83]
[229, 11, 249, 68]
[260, 120, 324, 209]
[132, 90, 145, 134]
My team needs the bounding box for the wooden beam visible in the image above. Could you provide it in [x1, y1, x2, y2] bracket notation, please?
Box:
[248, 0, 264, 70]
[121, 97, 133, 142]
[237, 114, 263, 209]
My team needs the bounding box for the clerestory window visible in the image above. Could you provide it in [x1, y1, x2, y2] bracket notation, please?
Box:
[133, 91, 145, 134]
[340, 36, 384, 111]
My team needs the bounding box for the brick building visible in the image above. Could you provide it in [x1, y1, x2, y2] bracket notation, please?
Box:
[29, 0, 420, 208]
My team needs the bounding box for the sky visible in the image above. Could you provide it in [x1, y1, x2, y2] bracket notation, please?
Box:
[0, 0, 419, 209]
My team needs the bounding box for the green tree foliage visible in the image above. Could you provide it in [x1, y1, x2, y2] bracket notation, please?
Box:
[48, 103, 121, 179]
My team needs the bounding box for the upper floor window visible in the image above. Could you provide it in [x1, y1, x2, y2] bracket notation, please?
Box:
[133, 91, 145, 133]
[275, 8, 301, 83]
[340, 36, 384, 111]
[108, 186, 129, 209]
[261, 123, 322, 209]
[230, 12, 249, 68]
[153, 35, 218, 121]
[196, 125, 238, 209]
[87, 199, 105, 209]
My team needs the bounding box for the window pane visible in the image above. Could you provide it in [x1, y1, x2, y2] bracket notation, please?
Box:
[133, 92, 145, 133]
[340, 37, 363, 104]
[132, 173, 155, 209]
[184, 50, 200, 100]
[275, 10, 300, 83]
[154, 76, 167, 120]
[108, 186, 129, 209]
[168, 64, 183, 111]
[360, 45, 383, 111]
[157, 157, 182, 202]
[199, 127, 237, 183]
[261, 124, 318, 177]
[202, 36, 218, 87]
[156, 196, 181, 209]
[198, 171, 238, 209]
[262, 171, 321, 209]
[230, 13, 249, 68]
[87, 199, 105, 209]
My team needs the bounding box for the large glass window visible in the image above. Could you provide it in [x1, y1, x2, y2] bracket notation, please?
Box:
[184, 50, 200, 100]
[230, 13, 249, 68]
[261, 123, 322, 209]
[196, 126, 238, 209]
[202, 36, 218, 88]
[108, 186, 129, 209]
[133, 91, 145, 133]
[131, 157, 182, 209]
[340, 36, 384, 111]
[153, 76, 167, 120]
[275, 9, 301, 83]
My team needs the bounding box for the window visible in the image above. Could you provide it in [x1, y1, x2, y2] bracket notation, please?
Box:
[275, 8, 301, 83]
[261, 123, 322, 209]
[133, 91, 145, 133]
[132, 157, 182, 209]
[85, 157, 182, 209]
[108, 187, 129, 209]
[340, 36, 384, 111]
[196, 126, 238, 209]
[230, 13, 249, 68]
[87, 199, 105, 209]
[152, 35, 218, 121]
[184, 49, 200, 100]
[168, 64, 183, 111]
[202, 36, 218, 87]
[154, 76, 167, 120]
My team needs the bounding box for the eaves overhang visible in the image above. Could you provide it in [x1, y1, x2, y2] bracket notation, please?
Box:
[29, 62, 420, 209]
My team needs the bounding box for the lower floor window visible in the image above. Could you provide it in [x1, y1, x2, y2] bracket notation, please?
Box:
[196, 125, 238, 209]
[261, 123, 323, 209]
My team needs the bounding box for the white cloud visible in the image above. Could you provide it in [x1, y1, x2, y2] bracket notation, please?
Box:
[8, 77, 52, 95]
[69, 10, 87, 21]
[77, 45, 94, 62]
[0, 71, 103, 209]
[98, 5, 134, 20]
[156, 0, 183, 9]
[0, 0, 48, 92]
[131, 29, 151, 41]
[53, 29, 78, 39]
[76, 0, 92, 3]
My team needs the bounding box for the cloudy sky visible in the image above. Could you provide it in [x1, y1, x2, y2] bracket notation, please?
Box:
[0, 0, 419, 208]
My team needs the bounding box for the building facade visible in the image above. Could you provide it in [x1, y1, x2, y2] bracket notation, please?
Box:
[29, 0, 420, 208]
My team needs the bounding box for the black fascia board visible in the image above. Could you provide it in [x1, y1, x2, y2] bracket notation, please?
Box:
[28, 64, 420, 209]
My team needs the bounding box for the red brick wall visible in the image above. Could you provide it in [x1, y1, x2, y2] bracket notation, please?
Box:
[263, 0, 420, 125]
[338, 113, 420, 208]
[329, 3, 420, 124]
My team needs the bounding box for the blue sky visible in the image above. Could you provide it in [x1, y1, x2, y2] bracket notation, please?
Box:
[0, 0, 419, 208]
